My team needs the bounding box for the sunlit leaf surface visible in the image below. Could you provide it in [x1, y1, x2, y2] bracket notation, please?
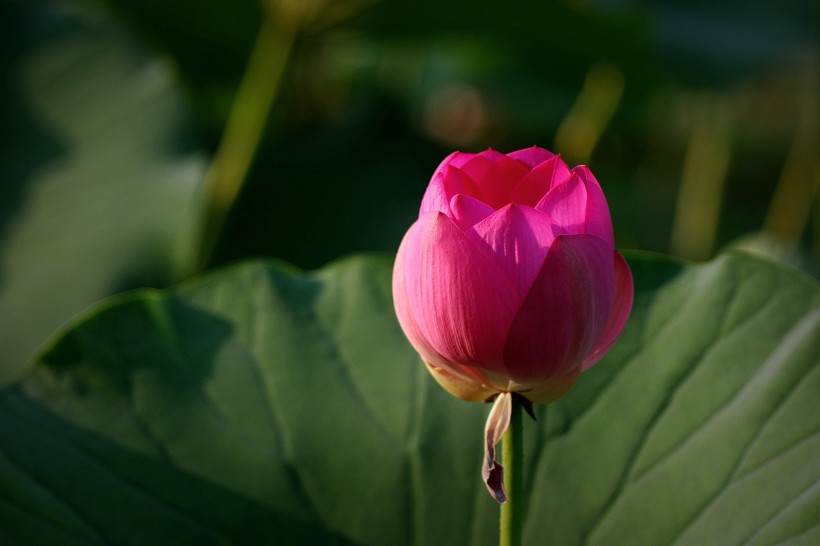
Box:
[1, 251, 817, 545]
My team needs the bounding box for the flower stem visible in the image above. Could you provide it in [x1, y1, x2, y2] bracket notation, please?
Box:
[195, 4, 296, 270]
[500, 397, 523, 546]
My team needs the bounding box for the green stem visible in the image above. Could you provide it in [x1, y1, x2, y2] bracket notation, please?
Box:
[500, 398, 523, 546]
[195, 7, 296, 269]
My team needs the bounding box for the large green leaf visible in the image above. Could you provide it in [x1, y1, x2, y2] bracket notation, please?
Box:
[1, 252, 818, 544]
[0, 0, 207, 382]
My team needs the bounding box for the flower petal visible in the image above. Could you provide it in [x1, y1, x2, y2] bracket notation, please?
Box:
[503, 234, 614, 381]
[535, 173, 587, 233]
[508, 155, 572, 207]
[459, 151, 530, 209]
[393, 228, 463, 372]
[518, 368, 580, 404]
[507, 146, 556, 168]
[433, 151, 474, 175]
[574, 166, 614, 249]
[467, 204, 560, 300]
[450, 193, 495, 231]
[425, 362, 499, 402]
[395, 239, 503, 393]
[395, 211, 519, 373]
[582, 251, 634, 370]
[420, 165, 481, 216]
[535, 168, 614, 250]
[476, 148, 524, 166]
[419, 171, 451, 216]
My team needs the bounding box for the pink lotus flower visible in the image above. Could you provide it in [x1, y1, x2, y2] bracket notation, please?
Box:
[393, 147, 633, 502]
[393, 147, 633, 405]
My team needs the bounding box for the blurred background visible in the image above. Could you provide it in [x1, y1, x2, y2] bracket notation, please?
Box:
[1, 0, 818, 381]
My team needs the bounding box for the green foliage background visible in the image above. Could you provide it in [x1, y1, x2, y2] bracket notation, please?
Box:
[1, 0, 818, 543]
[3, 252, 819, 544]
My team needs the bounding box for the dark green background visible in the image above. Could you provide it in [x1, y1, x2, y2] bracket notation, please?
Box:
[2, 0, 818, 377]
[1, 1, 819, 543]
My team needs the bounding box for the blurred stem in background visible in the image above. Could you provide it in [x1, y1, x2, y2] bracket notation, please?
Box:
[196, 0, 327, 270]
[670, 94, 736, 261]
[763, 59, 819, 253]
[554, 62, 625, 166]
[195, 0, 374, 270]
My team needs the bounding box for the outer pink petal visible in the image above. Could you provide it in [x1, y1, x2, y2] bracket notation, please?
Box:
[425, 362, 500, 402]
[507, 146, 556, 168]
[396, 211, 519, 374]
[393, 228, 463, 372]
[503, 234, 614, 382]
[509, 155, 572, 207]
[395, 253, 503, 398]
[535, 173, 588, 234]
[420, 165, 481, 216]
[432, 151, 475, 179]
[477, 148, 521, 165]
[420, 152, 476, 216]
[450, 193, 495, 231]
[582, 251, 634, 370]
[459, 151, 530, 209]
[535, 169, 614, 250]
[467, 204, 560, 301]
[419, 171, 451, 216]
[430, 152, 476, 187]
[573, 165, 614, 249]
